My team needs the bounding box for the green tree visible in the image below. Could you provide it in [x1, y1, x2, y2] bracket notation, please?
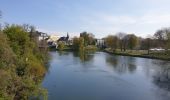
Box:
[80, 32, 95, 46]
[0, 33, 16, 68]
[72, 37, 84, 51]
[3, 24, 30, 55]
[73, 37, 80, 51]
[57, 42, 65, 51]
[0, 10, 2, 31]
[105, 35, 118, 52]
[0, 24, 48, 99]
[79, 37, 84, 51]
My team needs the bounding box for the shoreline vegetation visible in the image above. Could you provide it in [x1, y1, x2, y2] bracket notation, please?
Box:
[55, 47, 170, 61]
[0, 24, 49, 100]
[104, 49, 170, 61]
[55, 31, 170, 61]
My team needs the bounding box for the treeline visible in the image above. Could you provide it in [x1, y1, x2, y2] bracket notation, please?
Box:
[0, 24, 48, 99]
[72, 31, 96, 51]
[104, 27, 170, 54]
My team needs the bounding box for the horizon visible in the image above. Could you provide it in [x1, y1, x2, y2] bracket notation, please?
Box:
[1, 0, 170, 38]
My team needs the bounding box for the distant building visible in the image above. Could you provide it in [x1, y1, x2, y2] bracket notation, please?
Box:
[96, 39, 106, 48]
[57, 33, 70, 45]
[48, 35, 60, 42]
[47, 35, 60, 48]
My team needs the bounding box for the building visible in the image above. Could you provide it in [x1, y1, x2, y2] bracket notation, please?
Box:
[47, 35, 60, 48]
[57, 33, 69, 45]
[48, 35, 60, 42]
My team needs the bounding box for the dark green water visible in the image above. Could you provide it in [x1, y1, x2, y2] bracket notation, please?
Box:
[42, 51, 170, 100]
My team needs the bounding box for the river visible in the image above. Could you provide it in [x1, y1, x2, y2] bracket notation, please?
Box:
[42, 51, 170, 100]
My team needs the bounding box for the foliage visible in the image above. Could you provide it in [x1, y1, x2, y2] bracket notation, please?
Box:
[85, 45, 98, 51]
[0, 33, 16, 68]
[80, 32, 96, 46]
[0, 24, 48, 99]
[72, 37, 80, 51]
[116, 32, 126, 51]
[105, 35, 118, 51]
[72, 37, 85, 51]
[127, 34, 138, 50]
[57, 42, 65, 51]
[79, 37, 85, 51]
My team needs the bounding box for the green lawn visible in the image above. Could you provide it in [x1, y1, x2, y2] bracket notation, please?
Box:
[105, 48, 170, 60]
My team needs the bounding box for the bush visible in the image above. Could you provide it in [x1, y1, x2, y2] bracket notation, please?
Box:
[57, 42, 65, 51]
[0, 24, 48, 99]
[0, 33, 16, 68]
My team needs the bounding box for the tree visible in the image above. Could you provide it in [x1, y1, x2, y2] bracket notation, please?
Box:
[73, 37, 80, 51]
[117, 32, 126, 51]
[0, 33, 16, 68]
[0, 10, 2, 31]
[105, 35, 118, 52]
[139, 37, 152, 54]
[167, 31, 170, 50]
[80, 32, 95, 46]
[72, 37, 84, 51]
[141, 38, 151, 54]
[79, 37, 84, 51]
[88, 33, 96, 45]
[0, 24, 48, 99]
[57, 42, 65, 51]
[122, 35, 129, 51]
[146, 38, 151, 54]
[127, 34, 138, 50]
[3, 24, 30, 55]
[80, 31, 89, 46]
[154, 28, 167, 48]
[154, 29, 166, 41]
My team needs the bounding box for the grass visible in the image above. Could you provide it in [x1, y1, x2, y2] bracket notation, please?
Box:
[85, 45, 98, 51]
[105, 48, 170, 61]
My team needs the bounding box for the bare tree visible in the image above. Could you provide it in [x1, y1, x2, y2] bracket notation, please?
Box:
[117, 32, 126, 51]
[154, 28, 167, 48]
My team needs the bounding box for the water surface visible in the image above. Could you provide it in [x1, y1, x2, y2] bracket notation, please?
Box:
[42, 51, 170, 100]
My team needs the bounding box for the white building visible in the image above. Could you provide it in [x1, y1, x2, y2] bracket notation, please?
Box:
[47, 35, 60, 42]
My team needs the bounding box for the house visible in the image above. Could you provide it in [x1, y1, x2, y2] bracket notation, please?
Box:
[57, 33, 70, 45]
[48, 35, 60, 42]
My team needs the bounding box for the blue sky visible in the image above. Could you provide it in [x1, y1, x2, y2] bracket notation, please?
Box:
[1, 0, 170, 38]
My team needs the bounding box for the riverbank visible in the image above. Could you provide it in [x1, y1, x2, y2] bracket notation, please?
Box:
[0, 25, 48, 100]
[104, 49, 170, 61]
[55, 45, 98, 52]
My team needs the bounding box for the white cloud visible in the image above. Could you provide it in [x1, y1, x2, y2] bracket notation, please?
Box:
[140, 14, 170, 24]
[76, 11, 170, 38]
[37, 28, 80, 38]
[38, 11, 170, 38]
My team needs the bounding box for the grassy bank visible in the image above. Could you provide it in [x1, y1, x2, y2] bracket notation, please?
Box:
[56, 45, 98, 52]
[104, 48, 170, 61]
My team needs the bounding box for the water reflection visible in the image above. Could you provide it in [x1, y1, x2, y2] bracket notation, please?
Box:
[73, 51, 94, 62]
[106, 55, 137, 74]
[58, 51, 70, 56]
[43, 51, 170, 100]
[153, 62, 170, 91]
